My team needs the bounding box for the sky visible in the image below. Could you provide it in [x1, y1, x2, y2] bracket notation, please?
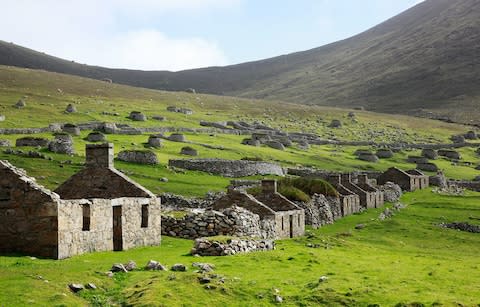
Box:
[1, 0, 424, 71]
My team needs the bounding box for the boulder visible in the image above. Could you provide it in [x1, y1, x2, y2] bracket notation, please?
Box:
[62, 123, 81, 136]
[171, 264, 187, 272]
[86, 132, 106, 142]
[416, 162, 438, 172]
[354, 149, 372, 156]
[421, 148, 438, 160]
[0, 114, 5, 122]
[376, 149, 393, 159]
[358, 153, 379, 162]
[241, 138, 260, 147]
[180, 146, 198, 156]
[148, 135, 163, 148]
[251, 133, 271, 143]
[265, 141, 285, 151]
[129, 111, 147, 121]
[65, 104, 77, 113]
[68, 283, 84, 293]
[429, 171, 447, 188]
[111, 263, 128, 273]
[379, 182, 402, 202]
[16, 137, 50, 147]
[328, 119, 342, 128]
[117, 150, 159, 165]
[168, 133, 186, 142]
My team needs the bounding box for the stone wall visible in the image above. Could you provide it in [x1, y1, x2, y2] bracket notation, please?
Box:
[448, 180, 480, 192]
[161, 192, 224, 209]
[0, 160, 59, 258]
[168, 158, 284, 177]
[161, 206, 264, 239]
[191, 237, 275, 256]
[117, 150, 159, 165]
[58, 197, 161, 259]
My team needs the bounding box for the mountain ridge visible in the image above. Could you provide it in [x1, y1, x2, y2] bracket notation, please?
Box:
[0, 0, 479, 123]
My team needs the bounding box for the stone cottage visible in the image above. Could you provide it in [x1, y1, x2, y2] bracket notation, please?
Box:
[0, 143, 161, 259]
[212, 180, 305, 239]
[377, 167, 429, 191]
[340, 174, 383, 209]
[328, 174, 361, 216]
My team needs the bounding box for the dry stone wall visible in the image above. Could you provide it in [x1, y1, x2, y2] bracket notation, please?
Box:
[191, 237, 275, 256]
[168, 158, 284, 177]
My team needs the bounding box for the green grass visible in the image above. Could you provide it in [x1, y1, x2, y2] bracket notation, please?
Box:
[1, 189, 479, 306]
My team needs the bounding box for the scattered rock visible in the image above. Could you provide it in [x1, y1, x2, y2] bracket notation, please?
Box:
[0, 114, 5, 122]
[358, 153, 379, 162]
[355, 224, 365, 229]
[319, 276, 328, 282]
[440, 222, 480, 233]
[198, 276, 211, 284]
[274, 295, 283, 303]
[192, 262, 215, 272]
[171, 264, 187, 272]
[145, 260, 168, 271]
[111, 263, 128, 273]
[0, 139, 11, 147]
[379, 182, 402, 202]
[160, 177, 169, 182]
[124, 260, 137, 271]
[85, 283, 97, 290]
[152, 115, 166, 121]
[68, 283, 84, 293]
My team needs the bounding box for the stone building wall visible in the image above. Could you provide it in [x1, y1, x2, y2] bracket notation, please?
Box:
[168, 158, 284, 177]
[58, 197, 161, 259]
[161, 206, 264, 239]
[0, 160, 59, 258]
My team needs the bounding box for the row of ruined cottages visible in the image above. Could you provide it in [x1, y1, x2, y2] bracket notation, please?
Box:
[0, 142, 429, 259]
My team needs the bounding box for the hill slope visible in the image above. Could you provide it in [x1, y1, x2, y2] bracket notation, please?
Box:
[0, 0, 479, 124]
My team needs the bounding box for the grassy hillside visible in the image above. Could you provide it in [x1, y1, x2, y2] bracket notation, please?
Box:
[1, 189, 479, 306]
[1, 0, 479, 124]
[0, 65, 479, 196]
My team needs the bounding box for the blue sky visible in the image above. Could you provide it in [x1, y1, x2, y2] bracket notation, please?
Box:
[0, 0, 423, 71]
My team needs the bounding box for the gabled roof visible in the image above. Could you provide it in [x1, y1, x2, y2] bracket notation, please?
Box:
[55, 167, 154, 199]
[0, 160, 60, 203]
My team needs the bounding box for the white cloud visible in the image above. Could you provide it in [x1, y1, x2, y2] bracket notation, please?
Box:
[0, 0, 238, 71]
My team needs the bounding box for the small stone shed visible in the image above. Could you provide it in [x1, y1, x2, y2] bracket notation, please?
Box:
[212, 180, 305, 239]
[377, 167, 429, 191]
[0, 143, 161, 259]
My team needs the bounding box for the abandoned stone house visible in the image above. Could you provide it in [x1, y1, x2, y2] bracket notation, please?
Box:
[0, 143, 161, 259]
[328, 174, 361, 216]
[212, 180, 305, 239]
[377, 167, 429, 191]
[340, 174, 384, 209]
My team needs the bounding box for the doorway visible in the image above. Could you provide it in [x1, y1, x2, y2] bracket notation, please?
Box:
[113, 206, 123, 251]
[289, 215, 294, 238]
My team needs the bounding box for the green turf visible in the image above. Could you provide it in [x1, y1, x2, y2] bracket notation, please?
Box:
[0, 189, 479, 306]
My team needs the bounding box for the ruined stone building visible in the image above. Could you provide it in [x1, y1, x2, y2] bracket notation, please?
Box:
[328, 175, 361, 216]
[213, 180, 305, 239]
[340, 174, 384, 209]
[0, 143, 161, 259]
[377, 167, 429, 191]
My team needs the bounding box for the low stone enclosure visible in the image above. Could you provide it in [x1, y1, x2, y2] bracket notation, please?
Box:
[0, 143, 161, 259]
[163, 180, 305, 240]
[168, 158, 285, 177]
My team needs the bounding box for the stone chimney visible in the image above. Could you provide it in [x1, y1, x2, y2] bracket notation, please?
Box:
[261, 179, 277, 194]
[85, 143, 114, 168]
[358, 174, 369, 185]
[341, 173, 351, 184]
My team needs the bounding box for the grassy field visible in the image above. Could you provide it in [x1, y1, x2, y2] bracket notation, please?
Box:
[0, 188, 479, 306]
[0, 65, 479, 196]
